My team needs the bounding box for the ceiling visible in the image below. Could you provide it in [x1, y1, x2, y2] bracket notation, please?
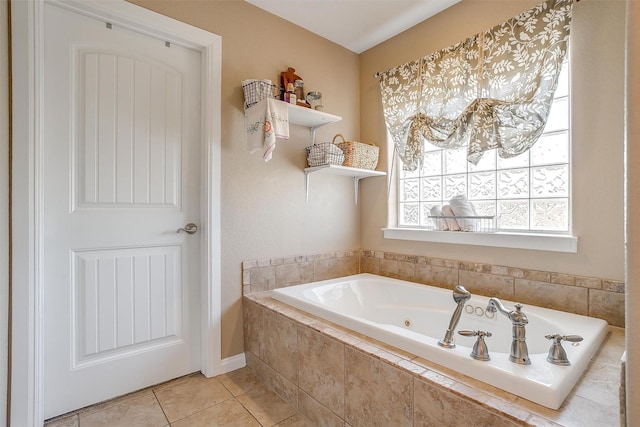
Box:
[244, 0, 461, 54]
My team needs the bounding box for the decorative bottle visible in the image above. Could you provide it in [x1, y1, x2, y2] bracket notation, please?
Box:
[284, 83, 296, 104]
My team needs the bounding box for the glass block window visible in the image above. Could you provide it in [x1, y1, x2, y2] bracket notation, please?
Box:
[397, 61, 570, 232]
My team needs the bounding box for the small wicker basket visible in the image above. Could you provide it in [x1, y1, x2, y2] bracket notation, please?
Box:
[305, 142, 345, 167]
[332, 134, 379, 170]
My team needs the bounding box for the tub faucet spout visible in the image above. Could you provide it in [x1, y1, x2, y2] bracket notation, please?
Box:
[486, 298, 530, 365]
[438, 285, 471, 349]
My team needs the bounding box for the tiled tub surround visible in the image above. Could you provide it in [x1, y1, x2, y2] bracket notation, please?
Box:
[242, 250, 625, 425]
[242, 249, 625, 327]
[244, 292, 624, 426]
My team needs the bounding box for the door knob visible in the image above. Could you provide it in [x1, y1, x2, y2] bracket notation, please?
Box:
[177, 223, 198, 235]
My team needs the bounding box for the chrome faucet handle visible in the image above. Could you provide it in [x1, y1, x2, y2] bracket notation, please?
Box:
[458, 329, 492, 361]
[545, 333, 583, 365]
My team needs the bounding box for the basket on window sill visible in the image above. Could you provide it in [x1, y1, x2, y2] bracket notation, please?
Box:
[305, 142, 345, 167]
[428, 215, 496, 233]
[332, 133, 379, 170]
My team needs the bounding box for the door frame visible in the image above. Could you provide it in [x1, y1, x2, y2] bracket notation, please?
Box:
[10, 0, 222, 424]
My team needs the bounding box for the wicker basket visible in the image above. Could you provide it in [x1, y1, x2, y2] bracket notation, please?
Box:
[242, 79, 280, 110]
[332, 134, 379, 170]
[305, 142, 345, 167]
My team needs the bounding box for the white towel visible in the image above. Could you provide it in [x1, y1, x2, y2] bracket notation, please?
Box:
[245, 98, 289, 162]
[429, 206, 448, 231]
[441, 205, 461, 231]
[449, 194, 478, 231]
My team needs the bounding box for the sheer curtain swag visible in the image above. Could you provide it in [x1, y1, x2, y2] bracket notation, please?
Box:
[379, 0, 573, 171]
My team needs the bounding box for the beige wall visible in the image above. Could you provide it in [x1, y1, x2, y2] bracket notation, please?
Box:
[626, 0, 639, 423]
[1, 1, 9, 425]
[128, 0, 361, 358]
[359, 0, 626, 281]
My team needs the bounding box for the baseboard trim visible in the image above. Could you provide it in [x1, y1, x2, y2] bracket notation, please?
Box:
[219, 352, 246, 374]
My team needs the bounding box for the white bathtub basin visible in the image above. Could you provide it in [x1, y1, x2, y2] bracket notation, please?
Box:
[271, 273, 608, 409]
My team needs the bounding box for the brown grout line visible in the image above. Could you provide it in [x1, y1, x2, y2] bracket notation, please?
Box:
[151, 389, 171, 427]
[235, 399, 263, 427]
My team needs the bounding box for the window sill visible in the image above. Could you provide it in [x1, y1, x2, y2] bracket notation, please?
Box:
[382, 228, 578, 253]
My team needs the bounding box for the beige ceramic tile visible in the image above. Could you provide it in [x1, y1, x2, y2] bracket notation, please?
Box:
[276, 262, 314, 287]
[508, 267, 551, 282]
[250, 266, 276, 292]
[171, 398, 260, 427]
[259, 362, 299, 409]
[458, 270, 515, 300]
[273, 413, 317, 427]
[297, 325, 345, 417]
[44, 414, 79, 427]
[575, 276, 603, 290]
[75, 388, 155, 416]
[217, 367, 265, 396]
[594, 327, 626, 365]
[602, 280, 625, 293]
[237, 385, 298, 426]
[78, 393, 167, 427]
[151, 373, 203, 393]
[553, 393, 620, 426]
[359, 255, 379, 275]
[313, 256, 359, 281]
[344, 347, 413, 427]
[515, 279, 588, 315]
[458, 261, 492, 273]
[378, 258, 416, 282]
[297, 390, 345, 427]
[245, 351, 269, 388]
[573, 360, 621, 406]
[384, 252, 418, 263]
[414, 264, 458, 288]
[550, 272, 575, 286]
[153, 374, 232, 422]
[243, 259, 258, 270]
[589, 289, 625, 327]
[244, 299, 265, 359]
[413, 377, 521, 427]
[263, 309, 298, 383]
[428, 257, 460, 269]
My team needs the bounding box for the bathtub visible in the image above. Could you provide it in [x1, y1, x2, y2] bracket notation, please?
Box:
[271, 273, 608, 410]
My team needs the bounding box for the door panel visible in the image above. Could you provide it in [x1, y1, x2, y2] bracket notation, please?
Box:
[44, 3, 201, 418]
[75, 49, 182, 208]
[73, 246, 181, 365]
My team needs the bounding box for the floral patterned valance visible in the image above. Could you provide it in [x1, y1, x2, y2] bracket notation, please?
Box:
[379, 0, 573, 171]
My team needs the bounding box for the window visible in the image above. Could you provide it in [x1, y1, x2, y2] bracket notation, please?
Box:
[397, 60, 570, 234]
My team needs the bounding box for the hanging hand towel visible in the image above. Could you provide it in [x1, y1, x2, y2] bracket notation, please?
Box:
[449, 194, 478, 232]
[441, 205, 461, 231]
[245, 98, 289, 162]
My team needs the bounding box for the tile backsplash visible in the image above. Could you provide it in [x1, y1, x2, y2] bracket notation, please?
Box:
[242, 249, 625, 327]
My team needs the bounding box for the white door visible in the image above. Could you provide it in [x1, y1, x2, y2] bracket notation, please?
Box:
[43, 3, 202, 418]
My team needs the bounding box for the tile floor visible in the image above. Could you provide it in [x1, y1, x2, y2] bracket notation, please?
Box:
[44, 368, 314, 427]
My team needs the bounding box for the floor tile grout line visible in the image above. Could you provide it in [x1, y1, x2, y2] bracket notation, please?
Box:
[151, 389, 171, 427]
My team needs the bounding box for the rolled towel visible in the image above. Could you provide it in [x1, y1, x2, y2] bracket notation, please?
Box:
[429, 206, 448, 231]
[441, 205, 461, 231]
[449, 194, 478, 232]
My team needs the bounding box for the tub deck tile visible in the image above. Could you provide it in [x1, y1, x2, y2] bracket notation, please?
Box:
[243, 293, 624, 427]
